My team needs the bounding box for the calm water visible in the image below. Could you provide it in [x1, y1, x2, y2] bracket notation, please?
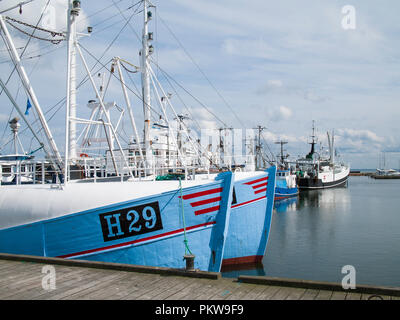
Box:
[222, 176, 400, 287]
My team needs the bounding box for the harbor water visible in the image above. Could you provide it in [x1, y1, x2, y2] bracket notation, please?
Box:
[222, 176, 400, 288]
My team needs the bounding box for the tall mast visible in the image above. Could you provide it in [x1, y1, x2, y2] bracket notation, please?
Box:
[66, 0, 79, 166]
[254, 125, 266, 170]
[275, 140, 288, 167]
[141, 0, 152, 169]
[306, 120, 316, 159]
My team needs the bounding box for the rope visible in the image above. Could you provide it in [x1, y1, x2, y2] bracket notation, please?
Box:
[179, 178, 192, 255]
[28, 144, 44, 155]
[4, 16, 65, 44]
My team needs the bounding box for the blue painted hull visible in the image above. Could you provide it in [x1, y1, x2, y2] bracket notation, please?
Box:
[0, 167, 277, 272]
[275, 171, 298, 200]
[275, 186, 299, 200]
[223, 166, 277, 266]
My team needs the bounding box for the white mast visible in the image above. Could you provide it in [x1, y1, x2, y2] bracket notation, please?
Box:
[114, 58, 146, 167]
[66, 0, 79, 167]
[141, 0, 153, 171]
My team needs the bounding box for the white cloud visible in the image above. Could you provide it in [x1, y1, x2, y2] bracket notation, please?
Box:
[268, 105, 293, 122]
[336, 128, 384, 144]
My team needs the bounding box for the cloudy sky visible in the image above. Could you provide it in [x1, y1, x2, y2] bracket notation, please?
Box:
[0, 0, 399, 169]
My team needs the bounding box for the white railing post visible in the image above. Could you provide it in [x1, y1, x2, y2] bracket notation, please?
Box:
[41, 161, 45, 184]
[33, 162, 36, 184]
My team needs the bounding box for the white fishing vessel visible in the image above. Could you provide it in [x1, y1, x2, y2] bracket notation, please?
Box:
[0, 0, 276, 271]
[296, 122, 350, 190]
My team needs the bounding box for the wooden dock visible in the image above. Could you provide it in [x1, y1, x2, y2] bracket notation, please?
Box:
[0, 253, 399, 300]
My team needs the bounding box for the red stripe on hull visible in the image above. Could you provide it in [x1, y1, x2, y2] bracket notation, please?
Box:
[180, 187, 223, 200]
[252, 182, 268, 189]
[244, 176, 268, 185]
[231, 195, 266, 208]
[58, 221, 216, 259]
[195, 205, 220, 215]
[190, 196, 221, 207]
[222, 255, 263, 267]
[254, 187, 267, 194]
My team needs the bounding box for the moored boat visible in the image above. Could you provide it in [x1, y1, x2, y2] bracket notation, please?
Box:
[0, 0, 277, 272]
[296, 122, 350, 190]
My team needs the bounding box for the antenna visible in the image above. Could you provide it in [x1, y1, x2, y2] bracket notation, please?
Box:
[253, 125, 266, 170]
[274, 140, 288, 167]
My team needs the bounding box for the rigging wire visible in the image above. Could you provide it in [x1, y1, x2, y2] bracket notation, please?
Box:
[149, 57, 228, 128]
[78, 42, 162, 119]
[0, 0, 52, 148]
[157, 14, 246, 129]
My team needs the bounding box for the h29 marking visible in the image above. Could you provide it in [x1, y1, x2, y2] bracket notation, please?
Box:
[99, 201, 162, 242]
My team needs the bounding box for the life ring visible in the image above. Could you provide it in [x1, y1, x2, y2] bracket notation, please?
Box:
[80, 153, 89, 158]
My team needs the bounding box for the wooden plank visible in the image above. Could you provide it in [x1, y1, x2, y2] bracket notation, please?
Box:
[314, 290, 333, 300]
[0, 264, 60, 299]
[10, 267, 105, 300]
[164, 278, 206, 300]
[255, 285, 282, 300]
[3, 266, 91, 300]
[119, 273, 167, 300]
[219, 279, 252, 300]
[346, 292, 362, 300]
[361, 294, 392, 300]
[237, 283, 270, 300]
[61, 271, 134, 300]
[137, 275, 193, 300]
[100, 273, 170, 300]
[0, 253, 220, 280]
[225, 283, 261, 300]
[182, 279, 219, 300]
[3, 257, 400, 301]
[300, 289, 319, 300]
[123, 274, 192, 300]
[269, 286, 293, 300]
[74, 272, 150, 300]
[0, 261, 40, 284]
[206, 279, 238, 300]
[206, 279, 245, 300]
[41, 270, 126, 300]
[330, 291, 347, 300]
[285, 287, 307, 300]
[107, 273, 160, 300]
[205, 278, 243, 300]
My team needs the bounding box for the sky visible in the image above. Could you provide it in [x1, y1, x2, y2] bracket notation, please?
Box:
[0, 0, 399, 169]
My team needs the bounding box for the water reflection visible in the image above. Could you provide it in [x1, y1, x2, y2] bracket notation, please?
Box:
[223, 186, 352, 280]
[224, 178, 400, 287]
[274, 196, 299, 213]
[297, 187, 351, 210]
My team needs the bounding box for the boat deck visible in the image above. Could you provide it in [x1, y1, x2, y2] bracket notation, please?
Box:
[0, 253, 399, 300]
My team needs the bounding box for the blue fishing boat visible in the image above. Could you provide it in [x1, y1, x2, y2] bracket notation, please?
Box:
[0, 168, 276, 272]
[0, 1, 277, 272]
[275, 169, 299, 200]
[274, 141, 298, 200]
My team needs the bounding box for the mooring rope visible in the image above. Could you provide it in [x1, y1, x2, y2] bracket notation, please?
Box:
[179, 177, 192, 255]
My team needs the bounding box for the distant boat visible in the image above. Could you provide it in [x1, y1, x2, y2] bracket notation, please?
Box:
[275, 169, 299, 199]
[296, 122, 350, 190]
[372, 168, 400, 179]
[274, 141, 298, 200]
